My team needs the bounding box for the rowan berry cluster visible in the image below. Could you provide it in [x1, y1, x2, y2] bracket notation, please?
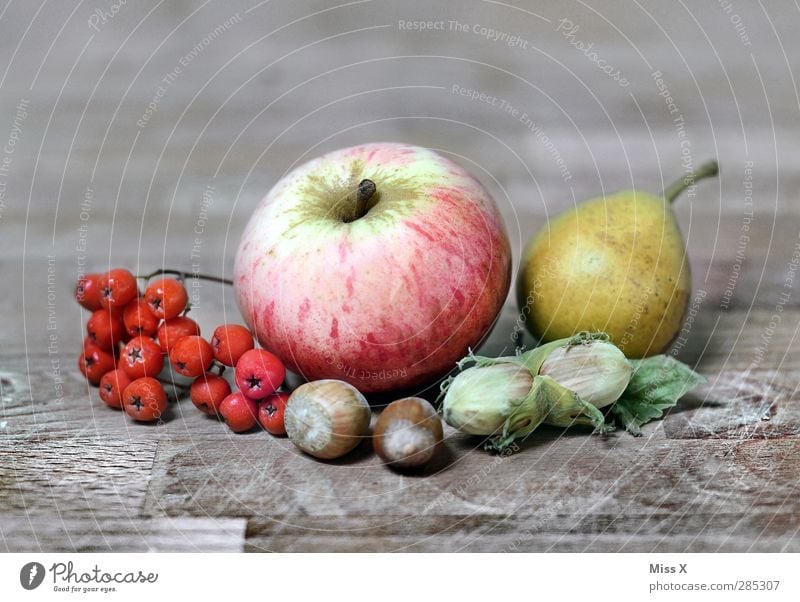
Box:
[75, 269, 288, 433]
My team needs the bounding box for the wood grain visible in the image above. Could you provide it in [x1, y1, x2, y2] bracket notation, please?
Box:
[244, 517, 800, 553]
[666, 371, 800, 439]
[140, 433, 799, 526]
[0, 436, 157, 518]
[0, 517, 245, 552]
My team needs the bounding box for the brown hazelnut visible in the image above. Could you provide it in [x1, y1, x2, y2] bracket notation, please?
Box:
[373, 397, 443, 469]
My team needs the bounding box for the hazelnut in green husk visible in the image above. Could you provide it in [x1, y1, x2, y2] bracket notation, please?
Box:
[439, 332, 704, 451]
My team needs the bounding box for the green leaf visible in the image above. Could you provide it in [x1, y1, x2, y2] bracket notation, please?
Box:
[612, 355, 705, 436]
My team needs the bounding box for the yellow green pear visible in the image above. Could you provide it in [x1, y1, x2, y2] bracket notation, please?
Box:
[517, 161, 718, 358]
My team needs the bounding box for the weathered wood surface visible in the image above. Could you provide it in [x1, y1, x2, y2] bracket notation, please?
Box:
[0, 517, 246, 552]
[2, 0, 800, 551]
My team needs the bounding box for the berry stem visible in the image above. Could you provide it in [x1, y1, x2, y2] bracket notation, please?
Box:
[137, 269, 233, 286]
[157, 377, 190, 391]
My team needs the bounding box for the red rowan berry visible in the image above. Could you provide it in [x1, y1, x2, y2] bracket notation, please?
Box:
[145, 278, 188, 320]
[169, 335, 213, 378]
[122, 377, 167, 422]
[98, 269, 138, 310]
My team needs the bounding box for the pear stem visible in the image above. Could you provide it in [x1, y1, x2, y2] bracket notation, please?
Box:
[351, 178, 376, 221]
[663, 160, 719, 204]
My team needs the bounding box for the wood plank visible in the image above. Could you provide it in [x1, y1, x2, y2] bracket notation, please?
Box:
[0, 517, 245, 552]
[142, 432, 800, 548]
[666, 370, 800, 439]
[2, 311, 797, 554]
[136, 360, 800, 550]
[4, 330, 797, 441]
[2, 128, 796, 226]
[245, 517, 800, 553]
[0, 435, 157, 518]
[672, 311, 800, 372]
[0, 354, 225, 438]
[4, 208, 800, 356]
[3, 293, 800, 418]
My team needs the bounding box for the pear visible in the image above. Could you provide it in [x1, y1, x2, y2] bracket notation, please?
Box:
[517, 161, 718, 358]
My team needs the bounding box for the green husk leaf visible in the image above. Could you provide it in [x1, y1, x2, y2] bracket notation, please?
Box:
[484, 374, 610, 452]
[611, 355, 705, 436]
[544, 391, 613, 434]
[483, 375, 557, 451]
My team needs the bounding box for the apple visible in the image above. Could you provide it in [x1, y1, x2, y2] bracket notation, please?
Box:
[234, 143, 511, 393]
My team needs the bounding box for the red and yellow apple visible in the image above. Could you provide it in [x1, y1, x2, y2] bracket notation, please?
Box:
[234, 143, 511, 393]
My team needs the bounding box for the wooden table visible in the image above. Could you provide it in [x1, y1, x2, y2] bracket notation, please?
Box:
[2, 1, 798, 552]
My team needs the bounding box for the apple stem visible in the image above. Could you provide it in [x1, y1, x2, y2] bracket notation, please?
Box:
[663, 160, 719, 204]
[351, 178, 376, 221]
